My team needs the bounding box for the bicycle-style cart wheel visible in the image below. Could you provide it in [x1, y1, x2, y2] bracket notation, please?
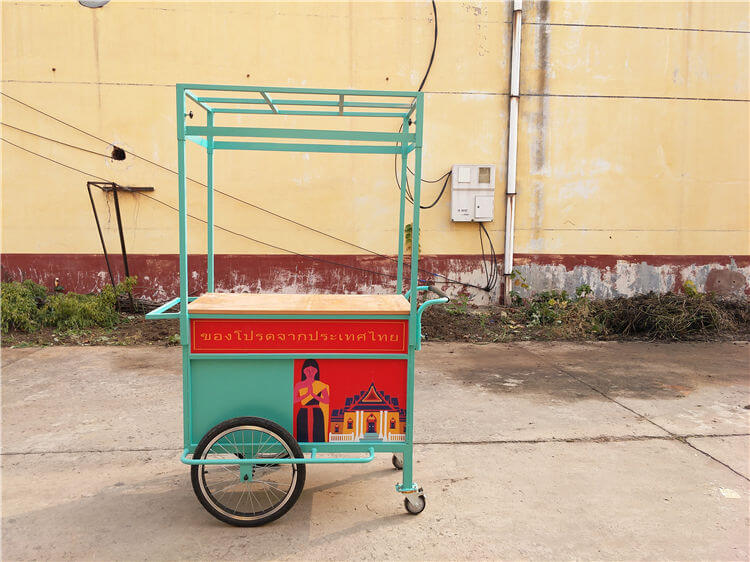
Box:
[191, 417, 306, 527]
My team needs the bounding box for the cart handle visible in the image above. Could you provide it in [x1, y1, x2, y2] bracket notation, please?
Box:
[405, 284, 449, 301]
[145, 296, 199, 320]
[145, 297, 181, 320]
[181, 447, 375, 465]
[415, 286, 450, 350]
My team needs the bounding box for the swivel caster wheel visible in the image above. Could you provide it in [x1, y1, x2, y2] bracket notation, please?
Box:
[392, 453, 404, 470]
[403, 488, 426, 515]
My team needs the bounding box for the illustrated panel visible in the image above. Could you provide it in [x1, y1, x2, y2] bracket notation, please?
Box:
[292, 359, 407, 443]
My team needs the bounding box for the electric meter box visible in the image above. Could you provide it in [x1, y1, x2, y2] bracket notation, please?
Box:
[450, 164, 496, 222]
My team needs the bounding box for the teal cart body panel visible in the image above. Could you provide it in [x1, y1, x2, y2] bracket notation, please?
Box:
[189, 358, 294, 448]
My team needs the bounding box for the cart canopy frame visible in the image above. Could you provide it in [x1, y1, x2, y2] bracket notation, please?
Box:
[174, 84, 425, 345]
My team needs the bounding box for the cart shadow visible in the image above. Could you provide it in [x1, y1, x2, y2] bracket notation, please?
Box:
[281, 464, 420, 541]
[2, 465, 416, 558]
[302, 465, 396, 495]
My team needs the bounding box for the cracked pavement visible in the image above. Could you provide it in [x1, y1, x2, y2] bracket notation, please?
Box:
[2, 342, 748, 560]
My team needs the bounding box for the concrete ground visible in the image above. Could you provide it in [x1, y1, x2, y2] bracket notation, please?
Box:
[2, 341, 748, 561]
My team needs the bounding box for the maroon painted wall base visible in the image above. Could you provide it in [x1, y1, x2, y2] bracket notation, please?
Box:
[2, 253, 748, 300]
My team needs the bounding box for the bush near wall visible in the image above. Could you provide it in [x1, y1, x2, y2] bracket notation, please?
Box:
[0, 278, 136, 334]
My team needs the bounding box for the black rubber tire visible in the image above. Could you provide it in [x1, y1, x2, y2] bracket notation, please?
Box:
[191, 416, 306, 527]
[392, 453, 404, 470]
[404, 492, 426, 515]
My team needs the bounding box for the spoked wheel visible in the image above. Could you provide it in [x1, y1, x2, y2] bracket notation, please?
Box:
[191, 417, 305, 527]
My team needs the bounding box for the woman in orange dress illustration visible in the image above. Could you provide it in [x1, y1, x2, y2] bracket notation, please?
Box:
[294, 359, 330, 442]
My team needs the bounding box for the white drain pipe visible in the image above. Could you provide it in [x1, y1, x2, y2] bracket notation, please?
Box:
[503, 0, 522, 304]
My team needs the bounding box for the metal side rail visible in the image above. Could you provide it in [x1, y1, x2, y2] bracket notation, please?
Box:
[181, 447, 376, 466]
[145, 296, 198, 320]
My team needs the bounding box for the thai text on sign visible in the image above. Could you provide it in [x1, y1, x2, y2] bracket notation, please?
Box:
[191, 319, 408, 353]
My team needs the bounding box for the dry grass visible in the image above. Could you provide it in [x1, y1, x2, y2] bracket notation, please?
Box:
[422, 292, 748, 343]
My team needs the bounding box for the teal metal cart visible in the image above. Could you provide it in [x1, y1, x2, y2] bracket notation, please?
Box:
[147, 84, 448, 526]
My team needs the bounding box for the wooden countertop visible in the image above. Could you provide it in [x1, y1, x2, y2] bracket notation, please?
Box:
[187, 293, 411, 316]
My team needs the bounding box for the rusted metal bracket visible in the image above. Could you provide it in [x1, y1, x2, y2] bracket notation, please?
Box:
[86, 182, 153, 310]
[87, 181, 154, 193]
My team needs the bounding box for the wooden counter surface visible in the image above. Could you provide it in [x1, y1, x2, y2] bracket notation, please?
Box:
[187, 293, 411, 316]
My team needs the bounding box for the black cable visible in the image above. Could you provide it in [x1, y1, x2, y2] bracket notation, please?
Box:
[477, 222, 490, 290]
[1, 121, 113, 158]
[482, 223, 495, 289]
[393, 1, 450, 199]
[418, 0, 438, 92]
[409, 167, 449, 183]
[0, 92, 113, 145]
[478, 222, 499, 291]
[1, 137, 111, 181]
[484, 223, 498, 291]
[419, 171, 451, 209]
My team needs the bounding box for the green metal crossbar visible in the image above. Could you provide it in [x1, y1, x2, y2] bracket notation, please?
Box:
[181, 447, 376, 466]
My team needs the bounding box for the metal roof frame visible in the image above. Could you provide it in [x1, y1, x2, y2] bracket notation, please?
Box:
[174, 83, 426, 347]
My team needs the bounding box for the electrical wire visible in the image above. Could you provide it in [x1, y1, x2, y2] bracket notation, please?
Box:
[409, 167, 450, 183]
[1, 121, 113, 158]
[393, 0, 452, 205]
[1, 90, 491, 291]
[418, 171, 451, 209]
[418, 0, 438, 92]
[478, 222, 499, 291]
[394, 0, 498, 293]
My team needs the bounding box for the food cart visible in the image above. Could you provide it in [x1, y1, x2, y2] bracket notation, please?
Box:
[147, 84, 448, 526]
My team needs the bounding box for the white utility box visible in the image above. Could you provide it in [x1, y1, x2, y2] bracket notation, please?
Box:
[450, 164, 496, 222]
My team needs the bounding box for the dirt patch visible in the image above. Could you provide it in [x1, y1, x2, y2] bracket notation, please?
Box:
[2, 315, 179, 347]
[421, 295, 750, 344]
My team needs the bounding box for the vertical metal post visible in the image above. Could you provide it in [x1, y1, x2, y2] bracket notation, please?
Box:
[86, 183, 117, 291]
[503, 0, 523, 304]
[402, 92, 424, 493]
[177, 86, 191, 448]
[177, 88, 188, 338]
[396, 116, 409, 293]
[111, 186, 135, 311]
[206, 110, 215, 292]
[111, 187, 130, 279]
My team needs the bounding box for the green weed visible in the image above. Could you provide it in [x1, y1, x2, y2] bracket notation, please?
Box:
[1, 277, 137, 334]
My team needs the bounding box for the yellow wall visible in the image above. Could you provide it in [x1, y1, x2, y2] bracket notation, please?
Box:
[1, 2, 748, 283]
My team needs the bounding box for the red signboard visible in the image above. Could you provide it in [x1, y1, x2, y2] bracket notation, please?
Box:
[190, 319, 408, 354]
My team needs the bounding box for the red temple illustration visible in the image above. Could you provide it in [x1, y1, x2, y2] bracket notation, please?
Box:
[328, 382, 406, 442]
